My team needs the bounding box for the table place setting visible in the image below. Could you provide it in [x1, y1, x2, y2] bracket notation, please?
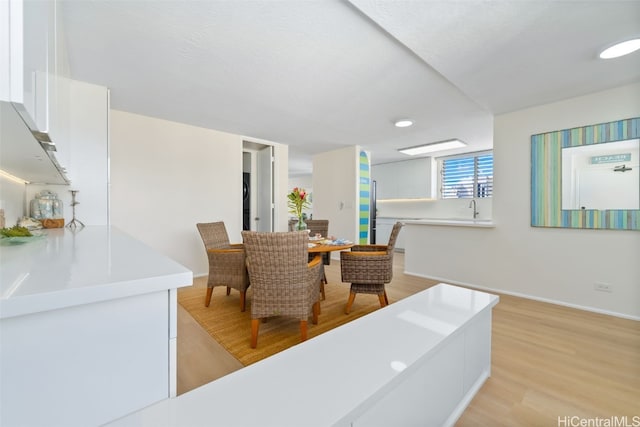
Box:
[308, 237, 353, 248]
[324, 238, 353, 245]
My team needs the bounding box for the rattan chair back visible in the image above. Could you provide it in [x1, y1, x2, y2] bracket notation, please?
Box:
[196, 222, 250, 311]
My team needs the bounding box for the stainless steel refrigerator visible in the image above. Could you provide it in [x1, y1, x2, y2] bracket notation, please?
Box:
[370, 180, 377, 244]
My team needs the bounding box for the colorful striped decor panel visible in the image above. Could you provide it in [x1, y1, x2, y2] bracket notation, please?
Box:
[359, 150, 370, 244]
[531, 117, 639, 230]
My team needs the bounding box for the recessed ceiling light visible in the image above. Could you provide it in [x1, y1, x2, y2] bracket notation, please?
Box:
[394, 119, 413, 128]
[599, 38, 640, 59]
[398, 139, 466, 156]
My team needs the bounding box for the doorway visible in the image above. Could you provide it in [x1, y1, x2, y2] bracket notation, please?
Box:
[242, 142, 274, 232]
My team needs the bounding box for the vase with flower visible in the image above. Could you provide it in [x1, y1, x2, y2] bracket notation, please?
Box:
[287, 187, 311, 231]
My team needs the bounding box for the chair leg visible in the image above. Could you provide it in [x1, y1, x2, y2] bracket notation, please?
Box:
[312, 301, 319, 324]
[300, 320, 308, 342]
[378, 293, 387, 308]
[345, 291, 356, 314]
[384, 290, 389, 305]
[205, 287, 213, 307]
[250, 318, 260, 348]
[239, 291, 246, 312]
[226, 286, 231, 296]
[320, 281, 326, 300]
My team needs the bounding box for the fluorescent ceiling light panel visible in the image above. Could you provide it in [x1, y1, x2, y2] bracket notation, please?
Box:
[599, 38, 640, 59]
[398, 139, 466, 155]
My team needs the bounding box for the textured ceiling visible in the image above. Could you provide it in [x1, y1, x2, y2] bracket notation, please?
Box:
[59, 0, 640, 176]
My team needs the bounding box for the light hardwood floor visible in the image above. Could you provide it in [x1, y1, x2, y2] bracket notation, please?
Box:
[177, 253, 640, 426]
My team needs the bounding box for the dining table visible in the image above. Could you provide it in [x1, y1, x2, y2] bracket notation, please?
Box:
[306, 238, 353, 305]
[307, 239, 354, 254]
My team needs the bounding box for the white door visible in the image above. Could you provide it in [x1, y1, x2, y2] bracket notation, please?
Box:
[256, 145, 273, 232]
[578, 166, 639, 210]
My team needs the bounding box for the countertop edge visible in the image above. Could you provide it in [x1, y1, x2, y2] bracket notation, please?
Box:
[0, 226, 193, 319]
[0, 272, 192, 320]
[402, 219, 496, 228]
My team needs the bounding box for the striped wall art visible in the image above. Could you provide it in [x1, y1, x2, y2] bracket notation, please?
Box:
[531, 117, 639, 230]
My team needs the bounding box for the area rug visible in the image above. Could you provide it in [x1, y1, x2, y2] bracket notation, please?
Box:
[178, 273, 384, 366]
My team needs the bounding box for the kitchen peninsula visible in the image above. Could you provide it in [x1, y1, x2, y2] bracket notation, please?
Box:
[0, 226, 192, 427]
[109, 284, 499, 427]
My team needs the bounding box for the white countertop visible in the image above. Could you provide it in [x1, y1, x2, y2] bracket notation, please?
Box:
[0, 226, 192, 319]
[108, 283, 499, 427]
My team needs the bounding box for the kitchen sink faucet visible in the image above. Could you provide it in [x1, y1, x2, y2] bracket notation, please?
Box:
[469, 199, 479, 219]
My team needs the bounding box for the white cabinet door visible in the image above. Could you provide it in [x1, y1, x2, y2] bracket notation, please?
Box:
[376, 220, 393, 245]
[0, 0, 24, 104]
[20, 0, 56, 133]
[0, 0, 56, 132]
[0, 1, 14, 101]
[372, 157, 434, 199]
[0, 291, 171, 427]
[377, 219, 404, 250]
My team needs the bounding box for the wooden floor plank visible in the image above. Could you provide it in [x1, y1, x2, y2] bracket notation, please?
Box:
[177, 252, 640, 425]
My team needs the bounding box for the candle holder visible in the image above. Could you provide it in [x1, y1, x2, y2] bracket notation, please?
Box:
[66, 190, 85, 229]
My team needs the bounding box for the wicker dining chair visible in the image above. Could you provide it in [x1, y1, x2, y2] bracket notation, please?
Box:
[289, 219, 331, 298]
[288, 219, 328, 238]
[340, 222, 404, 314]
[242, 230, 322, 348]
[196, 222, 250, 312]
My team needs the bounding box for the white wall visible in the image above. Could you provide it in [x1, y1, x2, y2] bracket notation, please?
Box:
[405, 83, 640, 319]
[110, 111, 289, 276]
[110, 110, 243, 275]
[272, 140, 290, 232]
[288, 174, 313, 219]
[313, 146, 361, 243]
[288, 174, 312, 195]
[0, 176, 26, 226]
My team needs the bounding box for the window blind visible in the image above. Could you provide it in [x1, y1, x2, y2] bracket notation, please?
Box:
[440, 152, 493, 199]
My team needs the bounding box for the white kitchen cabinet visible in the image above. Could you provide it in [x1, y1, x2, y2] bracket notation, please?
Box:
[107, 284, 499, 427]
[0, 0, 71, 184]
[1, 0, 56, 133]
[376, 217, 405, 250]
[0, 227, 193, 426]
[376, 219, 392, 245]
[372, 157, 435, 199]
[25, 78, 110, 223]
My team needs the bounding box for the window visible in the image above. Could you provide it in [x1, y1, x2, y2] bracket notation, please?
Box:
[439, 152, 493, 199]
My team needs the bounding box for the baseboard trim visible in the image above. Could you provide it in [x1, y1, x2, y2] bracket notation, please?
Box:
[404, 271, 640, 321]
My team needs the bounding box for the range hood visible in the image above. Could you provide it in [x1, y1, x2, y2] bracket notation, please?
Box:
[0, 101, 70, 185]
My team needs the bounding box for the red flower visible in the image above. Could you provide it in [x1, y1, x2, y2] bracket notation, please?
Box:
[287, 187, 311, 217]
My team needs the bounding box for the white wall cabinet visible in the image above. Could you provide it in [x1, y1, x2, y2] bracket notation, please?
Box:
[372, 157, 435, 199]
[0, 0, 71, 184]
[26, 79, 110, 225]
[22, 0, 55, 132]
[1, 0, 56, 132]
